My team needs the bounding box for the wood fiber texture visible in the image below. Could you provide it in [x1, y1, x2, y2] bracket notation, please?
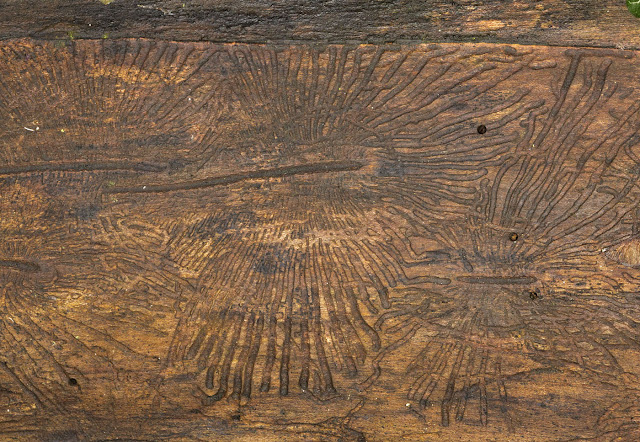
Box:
[2, 39, 640, 440]
[1, 1, 640, 49]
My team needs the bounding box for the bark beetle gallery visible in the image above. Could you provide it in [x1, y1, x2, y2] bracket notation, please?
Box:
[1, 40, 640, 439]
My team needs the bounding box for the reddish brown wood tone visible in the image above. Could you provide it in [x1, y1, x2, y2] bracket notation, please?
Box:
[2, 37, 640, 440]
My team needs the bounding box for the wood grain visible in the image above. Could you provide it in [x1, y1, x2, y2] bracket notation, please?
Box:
[2, 39, 640, 440]
[1, 1, 640, 49]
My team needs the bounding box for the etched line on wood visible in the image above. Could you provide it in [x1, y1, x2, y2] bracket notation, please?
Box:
[0, 259, 41, 272]
[0, 161, 167, 175]
[2, 40, 640, 440]
[455, 275, 537, 285]
[104, 160, 365, 194]
[366, 48, 640, 429]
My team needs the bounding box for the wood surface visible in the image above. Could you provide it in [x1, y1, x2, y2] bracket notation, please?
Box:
[0, 1, 640, 49]
[2, 19, 640, 442]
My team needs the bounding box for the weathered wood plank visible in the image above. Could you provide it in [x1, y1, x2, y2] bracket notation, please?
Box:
[1, 1, 640, 49]
[2, 39, 640, 440]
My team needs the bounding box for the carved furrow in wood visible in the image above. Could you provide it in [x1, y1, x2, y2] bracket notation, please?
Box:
[1, 39, 640, 440]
